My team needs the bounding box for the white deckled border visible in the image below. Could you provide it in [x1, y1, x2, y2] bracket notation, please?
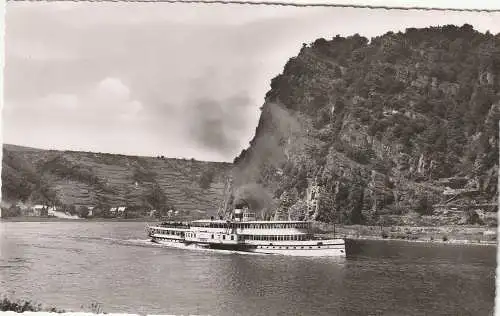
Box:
[0, 313, 211, 316]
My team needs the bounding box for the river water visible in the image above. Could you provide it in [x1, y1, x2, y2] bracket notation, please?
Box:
[0, 221, 496, 315]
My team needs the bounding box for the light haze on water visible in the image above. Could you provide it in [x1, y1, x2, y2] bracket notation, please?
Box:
[0, 222, 495, 315]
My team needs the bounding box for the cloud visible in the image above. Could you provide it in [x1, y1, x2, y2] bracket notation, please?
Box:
[40, 93, 79, 110]
[4, 77, 144, 125]
[89, 77, 144, 120]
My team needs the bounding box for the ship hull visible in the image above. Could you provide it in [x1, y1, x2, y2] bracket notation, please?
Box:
[150, 235, 346, 257]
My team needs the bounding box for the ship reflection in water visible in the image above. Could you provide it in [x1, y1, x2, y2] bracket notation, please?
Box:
[0, 221, 495, 316]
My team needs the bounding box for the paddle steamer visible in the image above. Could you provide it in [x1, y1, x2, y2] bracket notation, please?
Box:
[146, 208, 346, 256]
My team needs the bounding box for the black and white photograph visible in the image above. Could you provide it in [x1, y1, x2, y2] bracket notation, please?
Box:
[0, 0, 499, 315]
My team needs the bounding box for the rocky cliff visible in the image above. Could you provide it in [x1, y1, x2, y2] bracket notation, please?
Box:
[231, 24, 499, 226]
[2, 144, 231, 216]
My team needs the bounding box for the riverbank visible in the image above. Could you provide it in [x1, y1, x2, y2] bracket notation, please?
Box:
[319, 224, 498, 246]
[2, 217, 497, 246]
[0, 216, 152, 222]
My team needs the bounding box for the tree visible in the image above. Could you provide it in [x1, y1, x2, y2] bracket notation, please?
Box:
[3, 205, 22, 218]
[348, 187, 365, 224]
[288, 200, 308, 221]
[415, 196, 433, 215]
[77, 206, 89, 218]
[199, 169, 215, 190]
[147, 184, 166, 210]
[67, 205, 77, 216]
[465, 209, 483, 225]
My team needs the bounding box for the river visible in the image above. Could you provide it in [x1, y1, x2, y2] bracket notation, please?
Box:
[0, 221, 496, 315]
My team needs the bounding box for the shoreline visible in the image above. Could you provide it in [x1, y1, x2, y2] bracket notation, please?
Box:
[0, 216, 153, 222]
[341, 234, 498, 246]
[319, 224, 498, 247]
[2, 218, 497, 246]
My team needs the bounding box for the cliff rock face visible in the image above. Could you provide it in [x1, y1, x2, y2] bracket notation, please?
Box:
[232, 25, 499, 225]
[2, 144, 231, 216]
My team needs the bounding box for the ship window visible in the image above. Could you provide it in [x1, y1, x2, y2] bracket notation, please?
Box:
[231, 235, 234, 240]
[309, 246, 312, 249]
[223, 235, 226, 240]
[211, 234, 214, 239]
[318, 246, 321, 248]
[301, 246, 304, 249]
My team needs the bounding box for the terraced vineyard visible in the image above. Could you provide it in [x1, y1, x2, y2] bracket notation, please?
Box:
[2, 144, 232, 216]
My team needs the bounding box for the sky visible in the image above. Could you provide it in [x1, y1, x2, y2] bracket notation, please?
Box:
[2, 1, 500, 162]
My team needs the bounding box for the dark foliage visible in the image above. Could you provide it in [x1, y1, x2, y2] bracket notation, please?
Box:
[0, 297, 64, 313]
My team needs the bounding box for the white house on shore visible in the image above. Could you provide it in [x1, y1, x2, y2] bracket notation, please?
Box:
[117, 206, 126, 216]
[109, 206, 126, 216]
[32, 205, 48, 216]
